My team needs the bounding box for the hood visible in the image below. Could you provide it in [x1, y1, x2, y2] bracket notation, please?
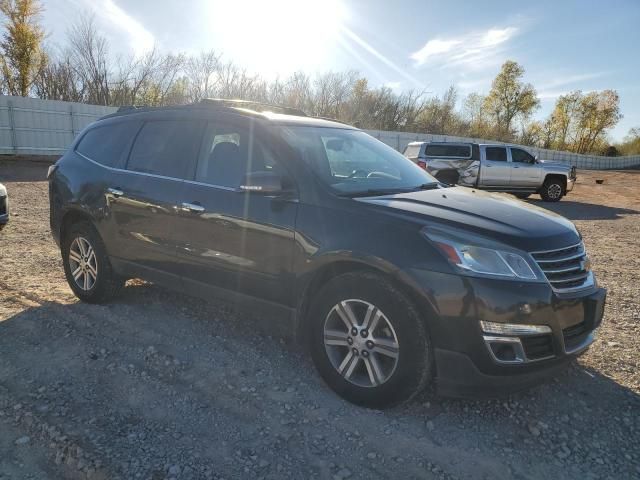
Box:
[537, 159, 572, 170]
[358, 186, 580, 252]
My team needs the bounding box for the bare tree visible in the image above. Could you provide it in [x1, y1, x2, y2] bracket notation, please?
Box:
[184, 50, 220, 102]
[67, 15, 110, 104]
[33, 50, 83, 101]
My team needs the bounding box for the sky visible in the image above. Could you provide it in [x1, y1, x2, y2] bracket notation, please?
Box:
[40, 0, 640, 141]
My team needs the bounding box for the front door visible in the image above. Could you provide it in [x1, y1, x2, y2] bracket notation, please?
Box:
[480, 146, 511, 186]
[107, 118, 205, 280]
[509, 147, 541, 187]
[173, 115, 298, 307]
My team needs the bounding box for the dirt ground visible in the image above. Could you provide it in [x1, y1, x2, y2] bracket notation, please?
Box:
[0, 159, 638, 480]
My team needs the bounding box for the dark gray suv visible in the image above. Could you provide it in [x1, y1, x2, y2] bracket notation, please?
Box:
[48, 100, 606, 408]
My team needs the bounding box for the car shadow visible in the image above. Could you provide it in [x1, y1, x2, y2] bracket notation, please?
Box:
[1, 282, 638, 479]
[525, 199, 640, 220]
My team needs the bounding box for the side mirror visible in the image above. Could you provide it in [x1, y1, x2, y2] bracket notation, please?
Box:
[240, 171, 284, 194]
[533, 155, 539, 164]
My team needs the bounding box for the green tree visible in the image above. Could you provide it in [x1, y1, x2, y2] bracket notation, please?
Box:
[483, 61, 539, 140]
[616, 127, 640, 155]
[0, 0, 46, 96]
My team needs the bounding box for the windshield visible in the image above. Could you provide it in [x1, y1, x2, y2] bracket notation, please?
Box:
[276, 126, 438, 195]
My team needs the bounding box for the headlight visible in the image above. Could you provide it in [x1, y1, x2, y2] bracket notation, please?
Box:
[422, 226, 541, 281]
[0, 184, 6, 196]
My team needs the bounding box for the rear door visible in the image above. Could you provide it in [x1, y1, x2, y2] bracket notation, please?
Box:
[509, 147, 541, 187]
[479, 146, 511, 186]
[172, 114, 299, 307]
[106, 118, 205, 281]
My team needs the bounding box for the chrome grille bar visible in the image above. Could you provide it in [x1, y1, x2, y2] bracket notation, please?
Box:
[530, 242, 592, 292]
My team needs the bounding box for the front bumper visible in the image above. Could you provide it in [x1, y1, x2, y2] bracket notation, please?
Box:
[566, 176, 575, 192]
[402, 268, 606, 397]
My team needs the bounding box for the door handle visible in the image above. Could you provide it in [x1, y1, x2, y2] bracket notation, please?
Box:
[181, 202, 205, 213]
[107, 187, 124, 198]
[513, 166, 520, 169]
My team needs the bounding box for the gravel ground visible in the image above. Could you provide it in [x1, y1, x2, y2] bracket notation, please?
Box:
[0, 159, 638, 480]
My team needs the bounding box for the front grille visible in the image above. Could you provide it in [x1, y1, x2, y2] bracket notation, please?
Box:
[563, 321, 589, 351]
[521, 334, 554, 360]
[530, 242, 591, 292]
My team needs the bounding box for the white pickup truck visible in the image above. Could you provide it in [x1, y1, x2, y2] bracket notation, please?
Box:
[403, 142, 576, 202]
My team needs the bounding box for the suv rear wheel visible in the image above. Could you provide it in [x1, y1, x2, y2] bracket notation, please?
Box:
[309, 272, 432, 408]
[540, 177, 564, 202]
[62, 221, 124, 303]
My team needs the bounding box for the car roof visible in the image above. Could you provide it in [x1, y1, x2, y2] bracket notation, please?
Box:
[99, 101, 356, 130]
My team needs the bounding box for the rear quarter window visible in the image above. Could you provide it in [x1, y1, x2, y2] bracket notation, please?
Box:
[425, 144, 471, 158]
[75, 121, 141, 168]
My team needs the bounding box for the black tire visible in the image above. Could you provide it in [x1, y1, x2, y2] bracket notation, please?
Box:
[308, 272, 432, 409]
[514, 193, 531, 199]
[62, 221, 124, 303]
[539, 177, 564, 202]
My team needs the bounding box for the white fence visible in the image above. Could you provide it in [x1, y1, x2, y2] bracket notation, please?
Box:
[1, 95, 639, 170]
[0, 95, 116, 155]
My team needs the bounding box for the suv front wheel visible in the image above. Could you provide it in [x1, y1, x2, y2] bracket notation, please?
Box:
[309, 272, 432, 408]
[62, 221, 125, 303]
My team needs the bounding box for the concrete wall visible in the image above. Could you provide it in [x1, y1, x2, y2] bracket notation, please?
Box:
[1, 95, 639, 169]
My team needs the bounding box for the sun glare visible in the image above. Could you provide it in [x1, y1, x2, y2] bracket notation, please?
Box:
[206, 0, 348, 76]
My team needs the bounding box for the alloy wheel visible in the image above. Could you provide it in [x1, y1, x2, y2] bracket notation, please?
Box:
[323, 299, 400, 388]
[68, 236, 98, 291]
[548, 183, 562, 199]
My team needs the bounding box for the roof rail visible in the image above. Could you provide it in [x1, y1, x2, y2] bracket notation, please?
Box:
[198, 98, 307, 117]
[116, 105, 146, 113]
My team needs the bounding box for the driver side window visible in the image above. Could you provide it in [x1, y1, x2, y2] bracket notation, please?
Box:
[511, 148, 535, 163]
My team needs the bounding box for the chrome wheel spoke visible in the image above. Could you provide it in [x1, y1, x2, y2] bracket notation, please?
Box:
[338, 351, 360, 379]
[72, 265, 83, 281]
[69, 250, 82, 263]
[372, 338, 399, 358]
[363, 354, 384, 386]
[83, 272, 90, 290]
[336, 301, 358, 329]
[362, 305, 382, 332]
[324, 329, 350, 347]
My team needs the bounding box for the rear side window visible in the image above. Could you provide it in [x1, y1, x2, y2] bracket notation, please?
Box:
[485, 147, 507, 162]
[76, 121, 140, 168]
[425, 144, 471, 158]
[127, 120, 203, 179]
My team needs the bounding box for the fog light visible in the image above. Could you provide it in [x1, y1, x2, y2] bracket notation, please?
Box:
[480, 321, 551, 336]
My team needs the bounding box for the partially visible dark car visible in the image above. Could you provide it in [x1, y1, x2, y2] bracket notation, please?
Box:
[0, 183, 8, 230]
[48, 100, 606, 408]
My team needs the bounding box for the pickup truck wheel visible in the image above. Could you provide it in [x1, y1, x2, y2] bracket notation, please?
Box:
[540, 179, 564, 202]
[308, 272, 433, 409]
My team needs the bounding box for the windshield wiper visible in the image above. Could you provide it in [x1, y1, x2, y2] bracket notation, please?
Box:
[340, 183, 442, 198]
